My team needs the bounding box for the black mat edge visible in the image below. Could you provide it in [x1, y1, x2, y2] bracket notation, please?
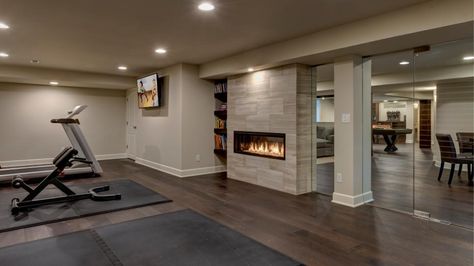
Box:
[0, 179, 172, 234]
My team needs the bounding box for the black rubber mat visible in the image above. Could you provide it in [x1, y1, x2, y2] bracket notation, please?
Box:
[96, 209, 302, 265]
[0, 231, 114, 266]
[0, 179, 171, 233]
[0, 209, 302, 266]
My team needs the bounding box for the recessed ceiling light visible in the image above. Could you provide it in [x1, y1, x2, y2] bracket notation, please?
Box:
[30, 59, 40, 64]
[198, 2, 215, 11]
[393, 101, 398, 103]
[0, 22, 9, 29]
[463, 56, 474, 61]
[0, 52, 8, 57]
[399, 61, 410, 65]
[155, 48, 167, 54]
[248, 68, 254, 72]
[49, 81, 59, 85]
[383, 100, 388, 103]
[117, 66, 127, 70]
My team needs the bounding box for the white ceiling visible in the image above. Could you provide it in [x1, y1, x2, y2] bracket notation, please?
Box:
[0, 0, 427, 77]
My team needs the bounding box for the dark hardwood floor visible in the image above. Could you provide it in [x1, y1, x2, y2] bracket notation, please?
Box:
[0, 159, 472, 266]
[317, 144, 473, 229]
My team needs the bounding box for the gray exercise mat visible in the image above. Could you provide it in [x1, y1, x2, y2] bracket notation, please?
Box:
[0, 179, 171, 232]
[0, 231, 114, 266]
[0, 209, 302, 266]
[95, 209, 302, 266]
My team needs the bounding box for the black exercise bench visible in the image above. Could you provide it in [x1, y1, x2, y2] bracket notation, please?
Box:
[10, 147, 121, 215]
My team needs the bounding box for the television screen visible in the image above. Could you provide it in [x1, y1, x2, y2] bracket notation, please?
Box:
[137, 73, 161, 108]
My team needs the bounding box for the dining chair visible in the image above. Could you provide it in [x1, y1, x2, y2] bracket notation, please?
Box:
[456, 132, 474, 177]
[436, 134, 473, 186]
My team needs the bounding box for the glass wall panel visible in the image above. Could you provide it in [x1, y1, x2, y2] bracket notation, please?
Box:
[414, 39, 474, 229]
[363, 39, 473, 229]
[311, 64, 335, 195]
[369, 50, 415, 213]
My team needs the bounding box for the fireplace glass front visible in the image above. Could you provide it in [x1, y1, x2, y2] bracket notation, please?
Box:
[234, 131, 285, 160]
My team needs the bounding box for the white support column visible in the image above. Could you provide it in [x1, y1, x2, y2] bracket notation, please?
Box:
[332, 56, 373, 207]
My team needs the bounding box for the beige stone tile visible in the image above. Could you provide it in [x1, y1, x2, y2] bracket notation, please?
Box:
[256, 98, 284, 115]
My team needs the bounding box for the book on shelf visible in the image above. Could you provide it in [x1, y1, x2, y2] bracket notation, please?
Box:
[214, 81, 227, 94]
[214, 134, 227, 150]
[215, 118, 226, 129]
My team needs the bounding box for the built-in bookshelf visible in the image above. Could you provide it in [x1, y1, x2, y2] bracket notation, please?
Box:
[214, 80, 227, 156]
[418, 100, 431, 149]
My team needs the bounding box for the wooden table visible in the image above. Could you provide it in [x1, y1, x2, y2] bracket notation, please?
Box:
[372, 128, 413, 153]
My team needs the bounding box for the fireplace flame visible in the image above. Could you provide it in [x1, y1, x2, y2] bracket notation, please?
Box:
[242, 141, 284, 158]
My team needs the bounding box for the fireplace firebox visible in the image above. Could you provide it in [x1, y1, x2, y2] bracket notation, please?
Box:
[234, 131, 285, 160]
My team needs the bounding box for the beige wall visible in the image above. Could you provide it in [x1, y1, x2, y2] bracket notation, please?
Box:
[181, 64, 219, 170]
[133, 64, 183, 170]
[0, 82, 126, 162]
[132, 64, 225, 176]
[318, 98, 335, 122]
[434, 80, 474, 163]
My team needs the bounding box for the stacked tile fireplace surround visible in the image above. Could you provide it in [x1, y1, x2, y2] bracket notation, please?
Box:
[227, 64, 312, 195]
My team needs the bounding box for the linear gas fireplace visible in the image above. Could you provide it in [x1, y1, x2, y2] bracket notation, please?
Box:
[234, 131, 285, 160]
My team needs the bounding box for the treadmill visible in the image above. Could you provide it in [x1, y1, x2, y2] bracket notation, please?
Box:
[0, 105, 103, 183]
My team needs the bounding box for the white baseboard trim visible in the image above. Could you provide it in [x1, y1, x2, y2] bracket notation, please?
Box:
[135, 157, 226, 178]
[96, 153, 128, 160]
[135, 158, 182, 176]
[180, 165, 227, 177]
[332, 191, 374, 208]
[0, 158, 51, 167]
[126, 154, 136, 160]
[1, 153, 128, 167]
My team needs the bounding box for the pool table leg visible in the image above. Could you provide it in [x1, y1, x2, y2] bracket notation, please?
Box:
[383, 134, 398, 152]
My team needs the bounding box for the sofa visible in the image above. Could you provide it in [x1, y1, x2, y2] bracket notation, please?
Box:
[316, 122, 334, 157]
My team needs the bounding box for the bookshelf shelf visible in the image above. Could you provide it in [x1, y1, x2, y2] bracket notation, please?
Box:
[214, 80, 227, 158]
[213, 149, 227, 155]
[214, 110, 227, 120]
[214, 128, 227, 134]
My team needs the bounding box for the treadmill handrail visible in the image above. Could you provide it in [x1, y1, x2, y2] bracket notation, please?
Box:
[66, 105, 88, 118]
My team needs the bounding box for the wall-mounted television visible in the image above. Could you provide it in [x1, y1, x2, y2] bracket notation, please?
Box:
[137, 73, 161, 108]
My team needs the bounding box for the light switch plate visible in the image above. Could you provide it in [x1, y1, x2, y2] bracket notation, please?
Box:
[336, 173, 343, 183]
[342, 113, 351, 123]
